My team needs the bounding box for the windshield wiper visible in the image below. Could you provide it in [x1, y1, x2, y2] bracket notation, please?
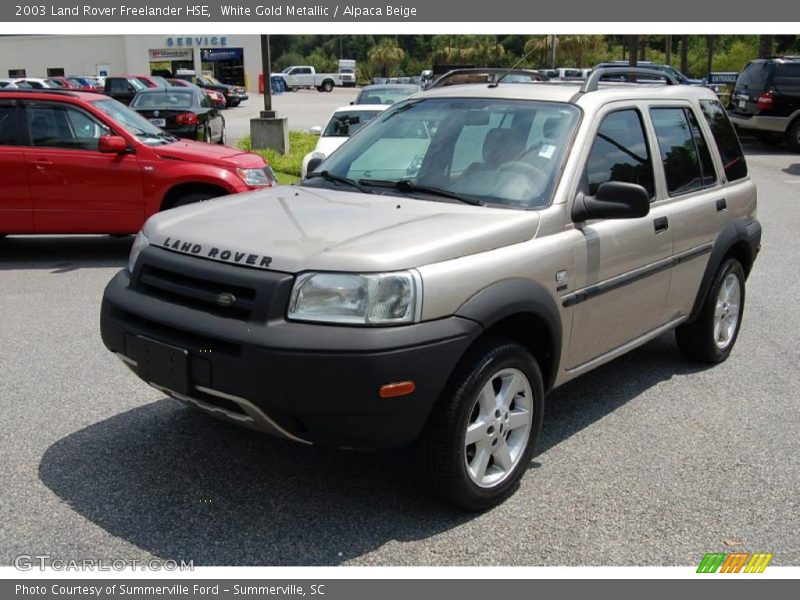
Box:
[305, 170, 372, 194]
[358, 178, 484, 206]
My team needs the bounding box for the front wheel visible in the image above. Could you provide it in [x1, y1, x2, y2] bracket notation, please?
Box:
[417, 338, 545, 511]
[676, 258, 746, 363]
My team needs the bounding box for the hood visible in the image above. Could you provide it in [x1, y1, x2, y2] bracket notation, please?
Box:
[146, 186, 540, 273]
[153, 140, 266, 169]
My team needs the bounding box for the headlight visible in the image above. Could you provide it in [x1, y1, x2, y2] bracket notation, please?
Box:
[128, 229, 150, 273]
[237, 167, 276, 187]
[288, 271, 422, 326]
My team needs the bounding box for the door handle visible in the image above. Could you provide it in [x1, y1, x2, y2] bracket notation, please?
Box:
[716, 198, 727, 212]
[654, 216, 669, 233]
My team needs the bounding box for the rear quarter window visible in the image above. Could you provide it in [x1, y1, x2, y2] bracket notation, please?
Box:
[699, 100, 748, 182]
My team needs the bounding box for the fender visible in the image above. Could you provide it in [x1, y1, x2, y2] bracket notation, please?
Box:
[687, 219, 761, 323]
[455, 278, 562, 390]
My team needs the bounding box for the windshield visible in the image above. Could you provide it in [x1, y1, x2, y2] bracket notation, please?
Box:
[130, 90, 194, 110]
[304, 97, 580, 209]
[356, 86, 418, 105]
[91, 97, 175, 146]
[201, 74, 223, 86]
[324, 110, 382, 137]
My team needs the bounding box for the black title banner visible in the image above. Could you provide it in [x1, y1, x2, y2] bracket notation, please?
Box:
[3, 0, 798, 22]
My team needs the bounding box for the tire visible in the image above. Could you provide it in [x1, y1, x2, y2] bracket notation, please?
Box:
[203, 126, 212, 144]
[417, 337, 545, 511]
[788, 119, 800, 153]
[229, 99, 240, 107]
[322, 80, 334, 93]
[164, 190, 217, 210]
[676, 258, 746, 363]
[755, 131, 784, 146]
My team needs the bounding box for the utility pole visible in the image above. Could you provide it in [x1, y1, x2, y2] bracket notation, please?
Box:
[551, 35, 558, 69]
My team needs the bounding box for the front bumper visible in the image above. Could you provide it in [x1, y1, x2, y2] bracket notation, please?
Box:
[100, 247, 481, 449]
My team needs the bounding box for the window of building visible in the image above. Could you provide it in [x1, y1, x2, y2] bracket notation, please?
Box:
[8, 69, 26, 78]
[47, 68, 65, 77]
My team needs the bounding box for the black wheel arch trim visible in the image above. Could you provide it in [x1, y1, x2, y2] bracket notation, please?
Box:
[454, 278, 562, 391]
[687, 218, 761, 323]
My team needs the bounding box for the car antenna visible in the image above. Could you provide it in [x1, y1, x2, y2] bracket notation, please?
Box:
[488, 45, 541, 88]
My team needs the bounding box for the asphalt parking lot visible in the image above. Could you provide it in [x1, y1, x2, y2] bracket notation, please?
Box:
[223, 87, 360, 145]
[0, 143, 798, 567]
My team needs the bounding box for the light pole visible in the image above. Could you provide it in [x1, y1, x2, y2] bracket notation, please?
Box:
[250, 34, 289, 153]
[260, 34, 274, 118]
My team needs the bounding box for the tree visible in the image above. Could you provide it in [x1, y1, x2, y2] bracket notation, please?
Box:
[680, 35, 689, 73]
[758, 35, 774, 58]
[368, 38, 406, 77]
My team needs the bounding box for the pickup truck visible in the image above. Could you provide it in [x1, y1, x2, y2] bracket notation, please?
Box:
[272, 66, 340, 93]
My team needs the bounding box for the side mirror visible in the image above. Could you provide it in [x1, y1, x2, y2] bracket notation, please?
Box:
[98, 135, 129, 153]
[572, 181, 650, 222]
[309, 126, 322, 136]
[306, 156, 324, 174]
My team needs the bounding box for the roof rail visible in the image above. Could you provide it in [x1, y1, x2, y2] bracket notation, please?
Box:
[580, 67, 678, 93]
[429, 68, 549, 89]
[0, 88, 81, 96]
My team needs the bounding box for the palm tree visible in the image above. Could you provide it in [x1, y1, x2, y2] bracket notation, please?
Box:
[368, 38, 406, 77]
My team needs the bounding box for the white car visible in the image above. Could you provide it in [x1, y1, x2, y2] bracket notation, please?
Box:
[3, 78, 53, 89]
[301, 104, 390, 179]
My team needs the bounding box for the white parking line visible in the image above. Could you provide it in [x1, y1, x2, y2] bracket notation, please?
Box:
[783, 180, 800, 184]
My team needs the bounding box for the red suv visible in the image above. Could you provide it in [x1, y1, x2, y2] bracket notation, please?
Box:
[0, 89, 276, 236]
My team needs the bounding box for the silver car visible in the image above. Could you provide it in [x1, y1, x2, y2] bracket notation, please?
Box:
[101, 68, 760, 510]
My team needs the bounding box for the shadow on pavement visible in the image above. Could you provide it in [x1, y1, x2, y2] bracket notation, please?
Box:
[0, 235, 131, 272]
[39, 333, 708, 565]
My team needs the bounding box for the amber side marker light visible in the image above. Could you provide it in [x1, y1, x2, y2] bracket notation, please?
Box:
[379, 381, 416, 398]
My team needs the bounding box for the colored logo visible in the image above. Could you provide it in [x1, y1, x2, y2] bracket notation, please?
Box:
[697, 552, 773, 573]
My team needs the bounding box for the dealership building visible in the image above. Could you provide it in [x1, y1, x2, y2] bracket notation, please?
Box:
[0, 35, 263, 90]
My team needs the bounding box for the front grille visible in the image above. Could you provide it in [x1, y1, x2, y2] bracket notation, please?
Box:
[132, 246, 293, 323]
[139, 265, 256, 320]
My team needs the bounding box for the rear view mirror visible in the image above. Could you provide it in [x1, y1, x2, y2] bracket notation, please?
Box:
[464, 110, 491, 126]
[98, 135, 129, 153]
[572, 181, 650, 222]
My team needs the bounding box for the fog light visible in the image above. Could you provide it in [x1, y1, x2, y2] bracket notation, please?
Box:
[379, 381, 416, 398]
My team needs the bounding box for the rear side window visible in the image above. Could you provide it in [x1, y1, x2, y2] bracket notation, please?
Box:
[773, 63, 800, 91]
[699, 100, 748, 181]
[0, 104, 20, 145]
[107, 78, 130, 92]
[584, 109, 655, 198]
[650, 107, 716, 196]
